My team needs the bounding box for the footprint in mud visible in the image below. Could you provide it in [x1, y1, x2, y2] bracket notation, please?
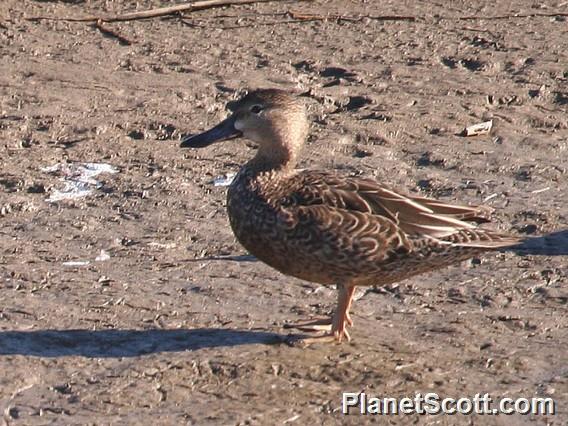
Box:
[319, 66, 357, 79]
[554, 91, 568, 105]
[441, 56, 486, 72]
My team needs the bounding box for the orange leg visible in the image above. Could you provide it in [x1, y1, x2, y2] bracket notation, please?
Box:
[288, 284, 357, 345]
[284, 285, 356, 332]
[344, 288, 356, 327]
[331, 284, 356, 342]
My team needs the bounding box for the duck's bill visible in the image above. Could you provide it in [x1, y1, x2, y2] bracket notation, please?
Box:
[180, 116, 242, 148]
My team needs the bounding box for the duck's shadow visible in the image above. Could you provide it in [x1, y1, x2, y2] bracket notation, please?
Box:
[511, 229, 568, 256]
[0, 328, 282, 358]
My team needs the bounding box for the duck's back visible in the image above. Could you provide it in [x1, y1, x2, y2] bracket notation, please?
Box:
[227, 169, 520, 286]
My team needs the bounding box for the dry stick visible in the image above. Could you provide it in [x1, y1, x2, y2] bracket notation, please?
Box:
[24, 1, 567, 24]
[452, 11, 568, 20]
[286, 10, 568, 22]
[183, 10, 415, 28]
[25, 0, 290, 22]
[289, 11, 363, 22]
[289, 11, 415, 22]
[205, 18, 319, 29]
[184, 10, 566, 28]
[93, 19, 132, 45]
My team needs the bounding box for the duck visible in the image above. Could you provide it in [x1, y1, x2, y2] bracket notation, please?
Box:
[180, 88, 521, 344]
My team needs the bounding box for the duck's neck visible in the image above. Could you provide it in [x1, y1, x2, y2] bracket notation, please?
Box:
[247, 143, 298, 174]
[244, 114, 308, 174]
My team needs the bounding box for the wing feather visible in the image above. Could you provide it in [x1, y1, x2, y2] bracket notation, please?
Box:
[283, 170, 520, 249]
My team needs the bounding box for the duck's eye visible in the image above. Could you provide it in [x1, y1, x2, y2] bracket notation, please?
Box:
[250, 105, 263, 114]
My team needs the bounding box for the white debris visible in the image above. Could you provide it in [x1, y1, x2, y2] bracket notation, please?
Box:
[531, 187, 550, 194]
[148, 242, 177, 249]
[212, 172, 236, 187]
[62, 260, 90, 267]
[463, 120, 493, 137]
[64, 249, 110, 267]
[283, 414, 301, 424]
[95, 249, 111, 262]
[352, 287, 369, 301]
[46, 180, 93, 202]
[41, 162, 118, 202]
[40, 164, 61, 173]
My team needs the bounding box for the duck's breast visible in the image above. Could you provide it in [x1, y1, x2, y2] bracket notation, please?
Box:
[226, 170, 286, 265]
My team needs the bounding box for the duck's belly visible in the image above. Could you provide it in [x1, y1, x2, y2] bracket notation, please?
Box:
[232, 231, 343, 285]
[232, 220, 477, 286]
[228, 217, 440, 286]
[227, 204, 408, 285]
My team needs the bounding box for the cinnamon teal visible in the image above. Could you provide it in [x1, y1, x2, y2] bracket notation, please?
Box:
[180, 88, 521, 344]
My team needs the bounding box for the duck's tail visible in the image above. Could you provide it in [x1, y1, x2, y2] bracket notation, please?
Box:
[442, 228, 523, 249]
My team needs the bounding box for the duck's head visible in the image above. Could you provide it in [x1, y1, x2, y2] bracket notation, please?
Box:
[181, 89, 309, 168]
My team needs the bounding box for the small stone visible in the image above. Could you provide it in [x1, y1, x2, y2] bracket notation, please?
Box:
[98, 276, 112, 285]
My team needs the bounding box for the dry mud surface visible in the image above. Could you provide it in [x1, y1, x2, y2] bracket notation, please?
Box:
[1, 1, 567, 425]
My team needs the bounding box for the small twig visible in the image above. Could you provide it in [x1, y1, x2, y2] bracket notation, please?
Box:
[180, 19, 207, 28]
[483, 193, 499, 203]
[459, 26, 494, 33]
[531, 187, 550, 194]
[192, 18, 319, 29]
[452, 11, 568, 20]
[367, 14, 418, 22]
[289, 10, 363, 22]
[289, 11, 415, 22]
[181, 11, 288, 20]
[3, 381, 37, 426]
[25, 0, 287, 22]
[25, 1, 568, 26]
[182, 9, 567, 30]
[184, 10, 416, 29]
[93, 19, 132, 45]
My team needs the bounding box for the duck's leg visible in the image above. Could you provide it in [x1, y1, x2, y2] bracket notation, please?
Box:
[330, 283, 356, 342]
[283, 284, 357, 332]
[344, 286, 357, 327]
[283, 317, 332, 332]
[288, 283, 356, 345]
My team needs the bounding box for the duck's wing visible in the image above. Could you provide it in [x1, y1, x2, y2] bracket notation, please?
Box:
[285, 171, 520, 249]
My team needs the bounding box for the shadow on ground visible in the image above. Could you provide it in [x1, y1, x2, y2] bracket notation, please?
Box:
[0, 328, 282, 358]
[512, 229, 568, 256]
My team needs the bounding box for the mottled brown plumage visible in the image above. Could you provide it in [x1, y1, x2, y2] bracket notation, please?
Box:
[181, 88, 521, 344]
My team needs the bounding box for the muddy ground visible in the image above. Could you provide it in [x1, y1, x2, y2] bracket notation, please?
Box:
[1, 0, 567, 424]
